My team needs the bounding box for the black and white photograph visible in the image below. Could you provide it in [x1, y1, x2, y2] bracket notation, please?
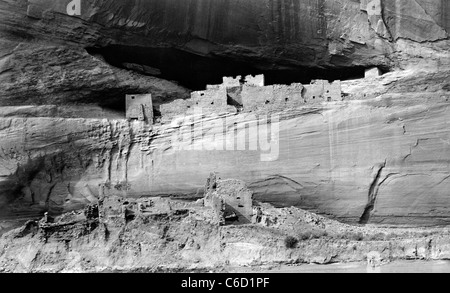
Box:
[0, 0, 449, 278]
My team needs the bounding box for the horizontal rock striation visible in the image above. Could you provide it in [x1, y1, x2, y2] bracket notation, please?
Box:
[0, 0, 449, 227]
[0, 69, 449, 226]
[1, 0, 449, 98]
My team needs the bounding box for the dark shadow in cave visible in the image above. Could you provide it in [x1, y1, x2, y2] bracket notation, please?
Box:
[86, 45, 371, 93]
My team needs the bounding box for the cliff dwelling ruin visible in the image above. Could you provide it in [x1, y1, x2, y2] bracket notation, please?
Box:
[125, 94, 153, 123]
[1, 0, 449, 275]
[204, 173, 254, 225]
[159, 74, 343, 121]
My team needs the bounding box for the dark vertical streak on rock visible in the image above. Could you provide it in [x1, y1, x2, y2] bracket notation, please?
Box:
[276, 0, 285, 43]
[284, 0, 292, 43]
[359, 160, 387, 224]
[124, 123, 134, 184]
[186, 0, 195, 34]
[317, 0, 326, 39]
[380, 0, 394, 40]
[45, 183, 56, 211]
[269, 0, 275, 43]
[292, 0, 300, 42]
[443, 0, 450, 33]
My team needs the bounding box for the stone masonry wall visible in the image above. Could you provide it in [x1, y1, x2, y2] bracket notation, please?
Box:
[160, 87, 232, 122]
[204, 173, 254, 225]
[241, 83, 304, 111]
[303, 80, 342, 103]
[161, 75, 340, 122]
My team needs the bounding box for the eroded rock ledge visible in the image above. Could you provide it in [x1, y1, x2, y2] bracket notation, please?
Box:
[0, 0, 449, 228]
[0, 66, 450, 225]
[1, 176, 450, 273]
[1, 0, 449, 102]
[1, 68, 449, 226]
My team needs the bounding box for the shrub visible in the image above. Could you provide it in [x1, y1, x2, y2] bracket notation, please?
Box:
[352, 232, 365, 241]
[335, 232, 352, 240]
[284, 236, 298, 249]
[367, 233, 386, 241]
[336, 231, 365, 241]
[311, 230, 328, 239]
[421, 231, 432, 238]
[298, 230, 328, 241]
[299, 231, 312, 241]
[384, 233, 398, 240]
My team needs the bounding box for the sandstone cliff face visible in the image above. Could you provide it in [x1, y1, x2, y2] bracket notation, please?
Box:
[0, 69, 449, 226]
[1, 0, 449, 91]
[383, 0, 449, 42]
[0, 43, 190, 108]
[1, 0, 448, 100]
[0, 0, 449, 227]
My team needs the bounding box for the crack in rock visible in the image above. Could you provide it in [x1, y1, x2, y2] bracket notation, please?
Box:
[359, 160, 387, 224]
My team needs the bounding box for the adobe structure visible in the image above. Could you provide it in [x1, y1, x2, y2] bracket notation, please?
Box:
[204, 173, 254, 225]
[126, 94, 153, 123]
[157, 74, 342, 121]
[98, 195, 173, 228]
[159, 86, 235, 121]
[365, 67, 383, 78]
[241, 82, 305, 111]
[95, 174, 255, 228]
[303, 79, 342, 102]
